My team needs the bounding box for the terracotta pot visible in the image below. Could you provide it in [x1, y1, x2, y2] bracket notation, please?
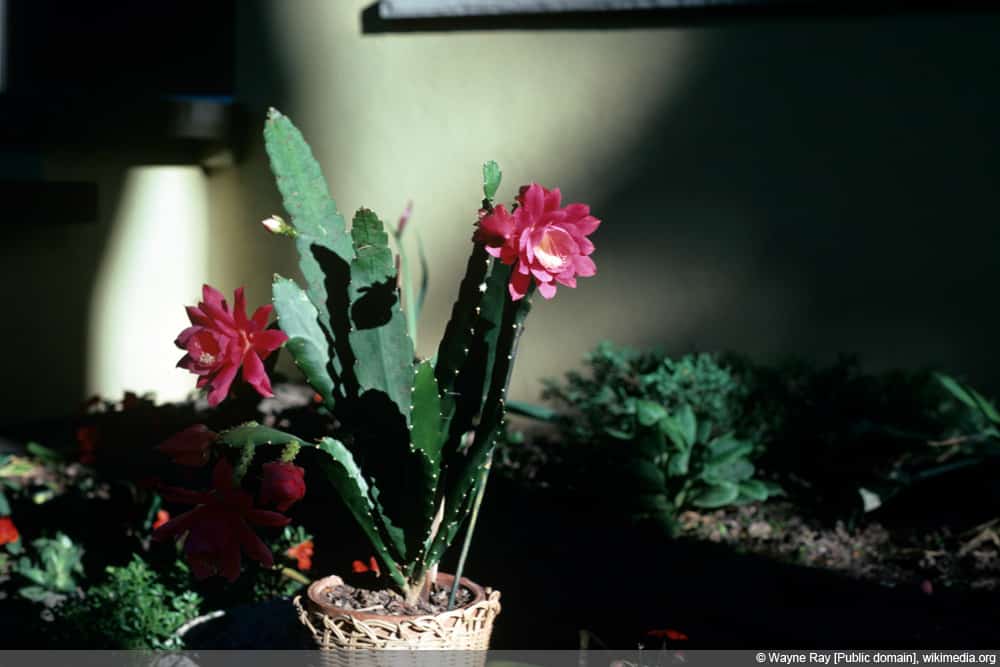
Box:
[295, 572, 501, 656]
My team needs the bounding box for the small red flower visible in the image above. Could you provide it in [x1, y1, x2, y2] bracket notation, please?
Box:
[76, 425, 99, 465]
[286, 539, 314, 571]
[259, 462, 306, 512]
[0, 517, 19, 545]
[351, 556, 381, 578]
[157, 425, 218, 467]
[152, 509, 171, 530]
[175, 285, 289, 406]
[647, 628, 688, 641]
[153, 459, 290, 582]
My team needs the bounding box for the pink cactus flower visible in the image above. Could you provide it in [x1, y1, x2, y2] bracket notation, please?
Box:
[153, 459, 290, 581]
[175, 285, 289, 406]
[474, 183, 600, 301]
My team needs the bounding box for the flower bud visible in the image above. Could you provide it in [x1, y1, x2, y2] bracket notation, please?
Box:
[261, 215, 297, 238]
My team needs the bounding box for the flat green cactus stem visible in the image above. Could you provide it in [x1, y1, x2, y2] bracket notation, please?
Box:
[271, 275, 337, 410]
[347, 208, 415, 423]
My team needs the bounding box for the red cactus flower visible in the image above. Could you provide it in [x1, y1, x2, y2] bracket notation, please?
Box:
[76, 425, 99, 465]
[157, 424, 218, 468]
[175, 285, 289, 406]
[152, 509, 171, 530]
[153, 459, 290, 581]
[286, 539, 314, 571]
[351, 556, 381, 577]
[647, 628, 688, 641]
[0, 517, 19, 545]
[475, 183, 599, 301]
[259, 461, 306, 512]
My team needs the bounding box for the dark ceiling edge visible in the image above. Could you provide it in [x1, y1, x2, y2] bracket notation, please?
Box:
[361, 2, 1000, 34]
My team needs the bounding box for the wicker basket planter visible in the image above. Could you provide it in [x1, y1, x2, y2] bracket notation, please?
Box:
[295, 572, 501, 662]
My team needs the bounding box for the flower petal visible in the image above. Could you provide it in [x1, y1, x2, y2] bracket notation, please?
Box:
[242, 350, 274, 398]
[537, 280, 557, 299]
[207, 363, 239, 406]
[233, 287, 249, 329]
[186, 306, 211, 326]
[202, 284, 227, 311]
[152, 507, 203, 540]
[245, 509, 292, 527]
[250, 304, 274, 330]
[252, 329, 289, 357]
[218, 540, 243, 582]
[211, 458, 236, 492]
[175, 326, 201, 348]
[574, 255, 597, 277]
[509, 269, 531, 301]
[236, 520, 274, 568]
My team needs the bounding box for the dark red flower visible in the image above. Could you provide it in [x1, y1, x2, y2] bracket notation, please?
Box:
[153, 459, 290, 581]
[351, 556, 381, 578]
[0, 517, 19, 545]
[152, 509, 171, 530]
[259, 462, 306, 512]
[157, 425, 218, 467]
[286, 539, 314, 571]
[175, 285, 289, 406]
[76, 425, 99, 465]
[647, 629, 688, 641]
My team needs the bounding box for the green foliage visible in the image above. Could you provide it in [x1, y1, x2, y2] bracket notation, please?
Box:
[619, 404, 780, 530]
[482, 161, 502, 201]
[536, 345, 993, 524]
[63, 556, 201, 650]
[542, 342, 750, 446]
[535, 343, 778, 528]
[15, 533, 84, 608]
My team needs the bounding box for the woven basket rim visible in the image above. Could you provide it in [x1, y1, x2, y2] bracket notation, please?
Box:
[305, 572, 487, 625]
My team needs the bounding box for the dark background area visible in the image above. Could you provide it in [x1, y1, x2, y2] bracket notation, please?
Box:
[1, 4, 999, 434]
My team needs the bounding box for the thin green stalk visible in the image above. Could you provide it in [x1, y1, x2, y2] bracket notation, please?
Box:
[280, 566, 311, 585]
[400, 243, 419, 348]
[448, 454, 492, 610]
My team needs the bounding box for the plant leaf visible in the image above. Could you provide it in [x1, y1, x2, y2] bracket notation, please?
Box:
[482, 161, 502, 201]
[347, 208, 415, 422]
[272, 275, 337, 409]
[690, 481, 740, 508]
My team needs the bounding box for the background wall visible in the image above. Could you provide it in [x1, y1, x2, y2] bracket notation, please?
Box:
[3, 3, 999, 424]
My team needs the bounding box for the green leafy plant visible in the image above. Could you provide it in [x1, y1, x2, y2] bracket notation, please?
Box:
[15, 532, 84, 608]
[63, 555, 201, 649]
[539, 342, 751, 446]
[155, 110, 602, 606]
[531, 343, 778, 529]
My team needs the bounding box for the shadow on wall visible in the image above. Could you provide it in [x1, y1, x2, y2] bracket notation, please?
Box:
[5, 8, 1000, 426]
[555, 12, 1000, 394]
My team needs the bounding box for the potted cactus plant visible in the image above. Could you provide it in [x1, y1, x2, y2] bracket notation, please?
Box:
[153, 109, 600, 653]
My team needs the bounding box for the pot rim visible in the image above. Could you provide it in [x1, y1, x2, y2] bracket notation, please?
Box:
[305, 572, 486, 624]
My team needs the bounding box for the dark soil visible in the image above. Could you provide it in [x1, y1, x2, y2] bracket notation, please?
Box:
[320, 580, 474, 616]
[677, 501, 1000, 593]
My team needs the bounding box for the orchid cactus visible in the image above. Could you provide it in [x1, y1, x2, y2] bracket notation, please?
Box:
[156, 109, 600, 604]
